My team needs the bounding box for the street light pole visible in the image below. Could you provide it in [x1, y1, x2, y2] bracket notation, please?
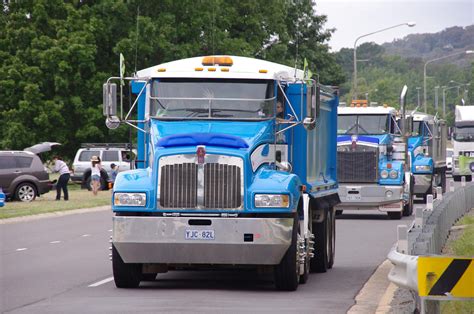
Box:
[434, 86, 439, 112]
[423, 50, 474, 113]
[442, 87, 446, 118]
[353, 22, 415, 99]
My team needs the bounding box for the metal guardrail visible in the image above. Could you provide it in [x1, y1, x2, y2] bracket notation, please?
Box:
[388, 178, 474, 313]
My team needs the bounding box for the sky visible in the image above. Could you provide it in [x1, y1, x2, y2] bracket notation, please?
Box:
[315, 0, 474, 51]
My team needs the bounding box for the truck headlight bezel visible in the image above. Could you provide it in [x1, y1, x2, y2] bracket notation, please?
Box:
[380, 169, 389, 179]
[254, 194, 290, 208]
[114, 192, 147, 206]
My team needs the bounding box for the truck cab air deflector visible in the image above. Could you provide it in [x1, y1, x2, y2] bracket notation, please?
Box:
[157, 133, 249, 149]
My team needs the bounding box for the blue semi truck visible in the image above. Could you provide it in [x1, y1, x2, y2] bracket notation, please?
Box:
[407, 112, 447, 200]
[335, 90, 414, 220]
[103, 56, 340, 291]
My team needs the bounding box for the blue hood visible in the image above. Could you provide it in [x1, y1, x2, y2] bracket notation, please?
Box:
[150, 120, 274, 151]
[337, 134, 391, 145]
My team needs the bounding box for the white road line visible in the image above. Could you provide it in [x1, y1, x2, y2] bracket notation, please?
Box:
[81, 234, 91, 237]
[16, 248, 28, 251]
[50, 241, 61, 244]
[88, 276, 114, 287]
[108, 229, 112, 232]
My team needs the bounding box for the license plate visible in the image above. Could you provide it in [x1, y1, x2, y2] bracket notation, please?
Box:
[185, 229, 215, 240]
[346, 194, 361, 201]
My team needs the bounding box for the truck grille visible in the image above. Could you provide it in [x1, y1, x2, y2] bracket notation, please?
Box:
[160, 163, 198, 208]
[159, 155, 243, 209]
[204, 163, 241, 209]
[337, 151, 378, 183]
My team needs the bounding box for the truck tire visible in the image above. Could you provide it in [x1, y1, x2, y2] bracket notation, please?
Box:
[274, 217, 299, 291]
[466, 175, 472, 182]
[141, 273, 157, 281]
[388, 211, 402, 220]
[112, 244, 142, 288]
[403, 179, 414, 217]
[310, 208, 334, 273]
[453, 175, 461, 182]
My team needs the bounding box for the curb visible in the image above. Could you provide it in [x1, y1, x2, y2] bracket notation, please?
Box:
[0, 205, 111, 225]
[347, 259, 394, 314]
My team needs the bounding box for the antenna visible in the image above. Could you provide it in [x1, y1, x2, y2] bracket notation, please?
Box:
[134, 6, 140, 74]
[294, 20, 299, 78]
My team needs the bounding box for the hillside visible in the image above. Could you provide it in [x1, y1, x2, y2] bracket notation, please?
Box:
[382, 25, 474, 65]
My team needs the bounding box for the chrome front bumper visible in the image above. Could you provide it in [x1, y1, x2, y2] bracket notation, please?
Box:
[113, 216, 293, 265]
[413, 174, 432, 195]
[336, 184, 403, 211]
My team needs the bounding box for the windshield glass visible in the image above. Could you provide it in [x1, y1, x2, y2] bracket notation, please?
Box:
[338, 114, 389, 135]
[454, 126, 474, 142]
[150, 79, 274, 120]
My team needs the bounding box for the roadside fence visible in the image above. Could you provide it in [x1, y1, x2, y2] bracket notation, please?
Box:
[388, 178, 474, 314]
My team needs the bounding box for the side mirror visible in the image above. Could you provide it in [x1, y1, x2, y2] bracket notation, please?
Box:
[103, 83, 117, 116]
[303, 84, 319, 130]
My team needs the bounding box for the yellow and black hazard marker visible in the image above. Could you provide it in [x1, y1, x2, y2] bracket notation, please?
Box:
[418, 256, 474, 298]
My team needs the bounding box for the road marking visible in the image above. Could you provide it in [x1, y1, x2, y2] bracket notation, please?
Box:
[50, 241, 61, 244]
[16, 248, 28, 251]
[81, 234, 91, 237]
[108, 229, 112, 232]
[89, 276, 114, 287]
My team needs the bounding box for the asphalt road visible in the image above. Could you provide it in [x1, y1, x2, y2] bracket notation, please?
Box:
[0, 202, 424, 314]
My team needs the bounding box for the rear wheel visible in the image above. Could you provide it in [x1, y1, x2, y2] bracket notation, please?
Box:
[112, 244, 142, 288]
[466, 175, 472, 182]
[274, 217, 299, 291]
[453, 175, 461, 182]
[141, 273, 157, 281]
[310, 208, 334, 273]
[15, 182, 36, 202]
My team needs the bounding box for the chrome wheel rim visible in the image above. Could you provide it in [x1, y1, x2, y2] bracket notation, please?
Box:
[19, 185, 35, 202]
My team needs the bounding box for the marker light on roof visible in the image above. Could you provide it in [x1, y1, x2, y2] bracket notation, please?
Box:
[195, 67, 204, 71]
[259, 69, 268, 73]
[221, 68, 229, 72]
[202, 56, 233, 66]
[208, 67, 216, 72]
[157, 68, 166, 72]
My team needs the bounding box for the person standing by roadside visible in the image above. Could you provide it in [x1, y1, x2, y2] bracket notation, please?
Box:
[53, 156, 71, 201]
[91, 156, 102, 196]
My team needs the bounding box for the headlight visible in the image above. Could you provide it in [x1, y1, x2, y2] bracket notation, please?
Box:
[389, 170, 398, 179]
[114, 193, 147, 206]
[255, 194, 289, 208]
[415, 165, 431, 172]
[380, 170, 389, 179]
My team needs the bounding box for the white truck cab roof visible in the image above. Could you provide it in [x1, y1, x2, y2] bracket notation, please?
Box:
[338, 106, 397, 115]
[136, 55, 305, 81]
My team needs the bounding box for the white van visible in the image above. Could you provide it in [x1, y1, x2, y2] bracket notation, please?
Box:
[71, 144, 135, 188]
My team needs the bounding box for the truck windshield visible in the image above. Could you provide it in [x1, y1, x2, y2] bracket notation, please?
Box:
[454, 126, 474, 142]
[338, 114, 389, 135]
[150, 79, 274, 120]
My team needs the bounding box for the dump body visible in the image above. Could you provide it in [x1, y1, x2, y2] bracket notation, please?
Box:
[335, 105, 412, 218]
[105, 56, 339, 290]
[452, 105, 474, 180]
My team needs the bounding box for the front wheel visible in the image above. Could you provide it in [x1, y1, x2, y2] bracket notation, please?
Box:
[274, 217, 299, 291]
[15, 182, 36, 202]
[388, 211, 402, 220]
[112, 245, 142, 288]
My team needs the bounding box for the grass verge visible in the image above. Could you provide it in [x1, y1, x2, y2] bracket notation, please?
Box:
[0, 186, 111, 219]
[441, 209, 474, 314]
